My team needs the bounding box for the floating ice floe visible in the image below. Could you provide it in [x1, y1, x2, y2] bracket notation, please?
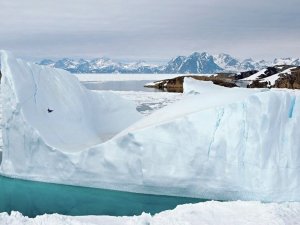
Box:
[1, 51, 300, 202]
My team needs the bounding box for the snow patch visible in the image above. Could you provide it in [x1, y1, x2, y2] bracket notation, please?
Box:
[1, 201, 300, 225]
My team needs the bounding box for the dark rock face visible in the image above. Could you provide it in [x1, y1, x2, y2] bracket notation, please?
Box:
[247, 80, 269, 88]
[258, 67, 278, 79]
[145, 75, 236, 93]
[235, 70, 258, 80]
[274, 68, 300, 89]
[244, 66, 300, 89]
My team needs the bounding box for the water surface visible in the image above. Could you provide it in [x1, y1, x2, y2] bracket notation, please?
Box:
[0, 175, 204, 218]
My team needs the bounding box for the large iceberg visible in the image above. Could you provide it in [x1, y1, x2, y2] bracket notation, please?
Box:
[1, 51, 300, 202]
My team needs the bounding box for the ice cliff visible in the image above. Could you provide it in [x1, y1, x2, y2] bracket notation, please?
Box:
[1, 52, 300, 202]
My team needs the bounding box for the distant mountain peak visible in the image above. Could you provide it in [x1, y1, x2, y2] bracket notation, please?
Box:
[37, 52, 300, 74]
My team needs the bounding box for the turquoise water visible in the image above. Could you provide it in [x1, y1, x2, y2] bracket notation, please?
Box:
[0, 175, 204, 218]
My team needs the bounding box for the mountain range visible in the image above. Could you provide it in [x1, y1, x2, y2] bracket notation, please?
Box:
[38, 52, 300, 74]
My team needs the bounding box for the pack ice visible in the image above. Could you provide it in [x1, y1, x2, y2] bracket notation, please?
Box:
[1, 51, 300, 202]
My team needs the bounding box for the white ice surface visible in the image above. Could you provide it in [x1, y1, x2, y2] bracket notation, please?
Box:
[1, 201, 300, 225]
[183, 77, 227, 94]
[107, 91, 183, 116]
[76, 74, 180, 82]
[1, 52, 300, 202]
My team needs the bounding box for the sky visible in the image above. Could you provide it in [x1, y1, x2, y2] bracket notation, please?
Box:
[0, 0, 299, 62]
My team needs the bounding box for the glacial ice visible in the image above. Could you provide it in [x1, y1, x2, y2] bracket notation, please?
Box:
[1, 51, 300, 202]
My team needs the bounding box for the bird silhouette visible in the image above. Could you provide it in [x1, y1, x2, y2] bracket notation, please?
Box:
[47, 108, 54, 113]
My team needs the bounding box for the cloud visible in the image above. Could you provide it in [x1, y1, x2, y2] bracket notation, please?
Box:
[0, 0, 299, 61]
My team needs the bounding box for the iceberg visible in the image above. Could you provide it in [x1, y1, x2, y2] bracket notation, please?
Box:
[1, 51, 300, 202]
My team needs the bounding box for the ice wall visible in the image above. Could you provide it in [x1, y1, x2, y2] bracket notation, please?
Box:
[1, 52, 300, 202]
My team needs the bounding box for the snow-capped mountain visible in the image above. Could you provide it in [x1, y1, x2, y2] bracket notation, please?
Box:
[273, 57, 300, 66]
[213, 53, 240, 71]
[37, 52, 300, 74]
[39, 57, 161, 74]
[165, 52, 223, 74]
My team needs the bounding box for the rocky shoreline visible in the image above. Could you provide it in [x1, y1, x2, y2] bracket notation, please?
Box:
[144, 74, 237, 92]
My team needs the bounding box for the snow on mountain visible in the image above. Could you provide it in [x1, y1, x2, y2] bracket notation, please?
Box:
[213, 53, 240, 71]
[164, 56, 186, 73]
[39, 59, 55, 66]
[236, 58, 254, 71]
[273, 57, 300, 66]
[1, 201, 300, 225]
[178, 52, 223, 74]
[241, 69, 268, 81]
[2, 52, 300, 202]
[37, 53, 300, 74]
[164, 52, 223, 74]
[241, 65, 299, 87]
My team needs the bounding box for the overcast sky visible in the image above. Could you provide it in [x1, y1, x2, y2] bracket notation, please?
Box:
[0, 0, 299, 62]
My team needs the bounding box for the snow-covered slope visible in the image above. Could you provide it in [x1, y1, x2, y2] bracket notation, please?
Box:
[1, 52, 300, 202]
[242, 66, 298, 87]
[1, 201, 300, 225]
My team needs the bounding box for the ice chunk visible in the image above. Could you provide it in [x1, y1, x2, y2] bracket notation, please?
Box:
[183, 77, 227, 94]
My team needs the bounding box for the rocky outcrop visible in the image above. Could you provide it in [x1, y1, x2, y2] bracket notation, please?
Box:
[146, 65, 300, 92]
[274, 68, 300, 89]
[145, 75, 236, 92]
[234, 65, 300, 89]
[235, 70, 258, 80]
[247, 80, 269, 88]
[260, 67, 278, 78]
